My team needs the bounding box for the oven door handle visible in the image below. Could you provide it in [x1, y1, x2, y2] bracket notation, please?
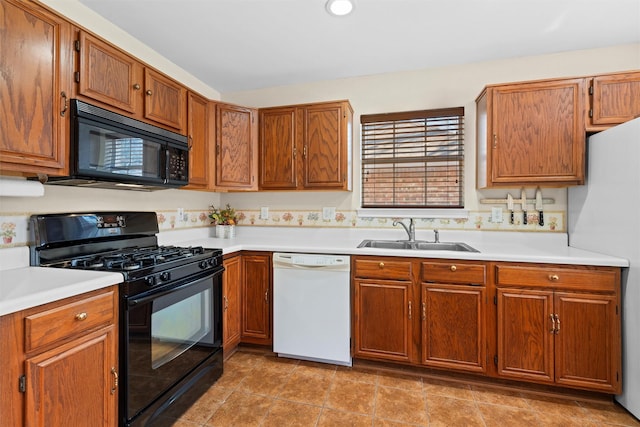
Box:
[128, 267, 224, 307]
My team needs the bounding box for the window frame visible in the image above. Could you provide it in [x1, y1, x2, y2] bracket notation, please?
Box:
[359, 107, 465, 211]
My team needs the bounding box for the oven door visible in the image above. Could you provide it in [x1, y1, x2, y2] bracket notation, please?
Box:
[123, 269, 222, 422]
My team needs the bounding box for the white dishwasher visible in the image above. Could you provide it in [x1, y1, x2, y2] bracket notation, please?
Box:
[273, 252, 352, 366]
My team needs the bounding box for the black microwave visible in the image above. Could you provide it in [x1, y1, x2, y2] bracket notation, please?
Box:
[45, 99, 189, 191]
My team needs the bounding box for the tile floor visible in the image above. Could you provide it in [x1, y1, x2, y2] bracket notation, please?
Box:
[167, 350, 639, 427]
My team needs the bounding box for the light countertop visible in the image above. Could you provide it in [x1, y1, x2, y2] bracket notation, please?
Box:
[0, 228, 628, 317]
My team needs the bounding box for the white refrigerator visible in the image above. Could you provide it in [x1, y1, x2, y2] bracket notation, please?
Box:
[568, 117, 640, 418]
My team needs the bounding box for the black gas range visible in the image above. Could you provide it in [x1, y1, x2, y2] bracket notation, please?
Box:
[29, 212, 224, 427]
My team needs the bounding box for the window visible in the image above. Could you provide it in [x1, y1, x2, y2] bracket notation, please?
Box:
[360, 107, 464, 209]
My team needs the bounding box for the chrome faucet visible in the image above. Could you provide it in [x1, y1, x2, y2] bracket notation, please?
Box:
[393, 218, 415, 242]
[434, 229, 440, 243]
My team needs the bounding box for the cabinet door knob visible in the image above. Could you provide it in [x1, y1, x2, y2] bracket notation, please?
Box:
[146, 89, 153, 96]
[133, 83, 141, 90]
[450, 265, 457, 272]
[378, 262, 384, 268]
[548, 274, 559, 282]
[110, 367, 118, 395]
[75, 312, 88, 321]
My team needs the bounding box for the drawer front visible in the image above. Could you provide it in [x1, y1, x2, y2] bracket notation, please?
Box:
[422, 261, 486, 285]
[25, 290, 116, 353]
[496, 265, 618, 291]
[353, 258, 412, 280]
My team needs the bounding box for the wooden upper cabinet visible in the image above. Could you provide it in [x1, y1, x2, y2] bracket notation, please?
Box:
[302, 101, 352, 190]
[588, 71, 640, 131]
[215, 103, 258, 191]
[74, 30, 186, 133]
[259, 107, 298, 189]
[76, 30, 142, 114]
[477, 78, 586, 188]
[0, 0, 72, 176]
[258, 100, 353, 191]
[183, 92, 210, 190]
[143, 68, 186, 132]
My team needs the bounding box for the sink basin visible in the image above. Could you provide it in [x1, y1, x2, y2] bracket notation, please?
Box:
[358, 240, 479, 252]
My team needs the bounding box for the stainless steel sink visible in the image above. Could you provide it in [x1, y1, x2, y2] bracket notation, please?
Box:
[358, 240, 479, 252]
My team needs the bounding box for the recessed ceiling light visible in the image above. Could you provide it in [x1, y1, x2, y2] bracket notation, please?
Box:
[326, 0, 354, 17]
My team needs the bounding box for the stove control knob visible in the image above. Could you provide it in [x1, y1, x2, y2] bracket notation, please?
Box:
[160, 272, 171, 282]
[146, 276, 156, 287]
[208, 258, 215, 267]
[199, 260, 208, 269]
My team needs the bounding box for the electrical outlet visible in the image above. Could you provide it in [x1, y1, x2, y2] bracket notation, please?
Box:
[260, 207, 269, 220]
[491, 207, 503, 223]
[322, 207, 336, 221]
[177, 208, 184, 222]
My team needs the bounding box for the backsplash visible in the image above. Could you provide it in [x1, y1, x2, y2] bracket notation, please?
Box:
[0, 208, 564, 248]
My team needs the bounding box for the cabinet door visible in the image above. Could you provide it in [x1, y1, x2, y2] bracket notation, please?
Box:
[554, 292, 620, 392]
[496, 288, 554, 383]
[76, 30, 142, 114]
[302, 102, 351, 189]
[259, 107, 297, 189]
[241, 253, 271, 344]
[590, 72, 640, 128]
[184, 92, 210, 189]
[490, 79, 585, 186]
[1, 0, 71, 176]
[144, 68, 186, 131]
[25, 326, 117, 427]
[421, 284, 486, 372]
[353, 279, 415, 363]
[223, 255, 242, 351]
[216, 104, 258, 190]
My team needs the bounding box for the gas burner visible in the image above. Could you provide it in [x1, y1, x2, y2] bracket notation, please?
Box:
[71, 257, 105, 269]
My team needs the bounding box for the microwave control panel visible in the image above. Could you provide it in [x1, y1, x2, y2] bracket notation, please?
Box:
[167, 147, 188, 182]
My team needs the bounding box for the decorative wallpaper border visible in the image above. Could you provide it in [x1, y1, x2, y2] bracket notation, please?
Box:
[0, 209, 564, 248]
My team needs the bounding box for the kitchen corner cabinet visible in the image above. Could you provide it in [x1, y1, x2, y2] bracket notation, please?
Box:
[75, 30, 187, 133]
[259, 100, 353, 191]
[421, 261, 487, 373]
[183, 92, 210, 190]
[476, 78, 586, 188]
[0, 286, 119, 427]
[353, 257, 417, 363]
[0, 0, 72, 176]
[240, 252, 272, 345]
[215, 103, 259, 191]
[222, 254, 242, 352]
[587, 70, 640, 131]
[495, 264, 621, 393]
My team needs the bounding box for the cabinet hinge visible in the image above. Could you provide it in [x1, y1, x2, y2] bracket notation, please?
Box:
[19, 375, 26, 393]
[74, 39, 80, 52]
[493, 295, 497, 305]
[589, 109, 593, 118]
[493, 355, 498, 366]
[74, 71, 80, 83]
[589, 85, 594, 95]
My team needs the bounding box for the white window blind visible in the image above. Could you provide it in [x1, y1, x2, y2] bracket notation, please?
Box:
[360, 107, 464, 208]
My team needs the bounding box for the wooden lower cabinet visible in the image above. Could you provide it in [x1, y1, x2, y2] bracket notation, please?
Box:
[495, 264, 621, 393]
[240, 252, 272, 345]
[353, 279, 415, 363]
[222, 254, 242, 352]
[0, 286, 118, 427]
[422, 284, 486, 372]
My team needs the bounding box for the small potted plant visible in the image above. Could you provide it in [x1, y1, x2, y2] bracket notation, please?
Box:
[209, 203, 237, 239]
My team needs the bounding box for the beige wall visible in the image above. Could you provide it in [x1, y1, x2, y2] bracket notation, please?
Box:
[5, 0, 640, 222]
[221, 44, 640, 213]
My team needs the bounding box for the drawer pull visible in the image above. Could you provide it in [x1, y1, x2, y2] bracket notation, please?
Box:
[110, 367, 118, 395]
[379, 262, 385, 268]
[75, 312, 88, 321]
[450, 265, 457, 272]
[408, 301, 412, 320]
[548, 274, 559, 282]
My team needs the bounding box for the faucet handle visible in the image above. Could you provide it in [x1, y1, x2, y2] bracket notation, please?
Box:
[434, 229, 440, 243]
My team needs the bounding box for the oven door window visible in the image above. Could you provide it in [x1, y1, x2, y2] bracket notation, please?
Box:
[126, 274, 220, 419]
[76, 118, 164, 183]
